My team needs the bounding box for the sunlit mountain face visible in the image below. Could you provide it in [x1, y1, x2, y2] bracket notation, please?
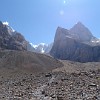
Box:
[50, 22, 100, 62]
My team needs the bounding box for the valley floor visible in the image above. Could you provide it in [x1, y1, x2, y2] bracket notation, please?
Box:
[0, 61, 100, 100]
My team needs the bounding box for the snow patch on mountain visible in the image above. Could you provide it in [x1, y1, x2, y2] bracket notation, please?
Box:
[2, 21, 15, 34]
[30, 43, 38, 48]
[29, 43, 52, 53]
[3, 21, 9, 26]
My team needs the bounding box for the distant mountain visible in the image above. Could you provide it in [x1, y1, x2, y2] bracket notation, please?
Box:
[29, 43, 53, 54]
[50, 22, 100, 62]
[0, 21, 28, 51]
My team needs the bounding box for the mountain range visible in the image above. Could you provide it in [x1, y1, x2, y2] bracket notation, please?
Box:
[0, 21, 52, 53]
[0, 21, 100, 62]
[0, 21, 63, 73]
[0, 20, 100, 99]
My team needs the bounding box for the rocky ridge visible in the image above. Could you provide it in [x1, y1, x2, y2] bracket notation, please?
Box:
[0, 21, 28, 51]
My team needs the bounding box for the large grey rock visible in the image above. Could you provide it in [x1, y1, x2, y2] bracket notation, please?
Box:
[50, 22, 100, 62]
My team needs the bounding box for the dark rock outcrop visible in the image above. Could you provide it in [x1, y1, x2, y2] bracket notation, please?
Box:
[50, 22, 100, 62]
[0, 21, 28, 51]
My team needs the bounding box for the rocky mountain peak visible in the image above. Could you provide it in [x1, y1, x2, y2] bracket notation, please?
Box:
[50, 22, 100, 62]
[74, 21, 84, 27]
[0, 21, 28, 50]
[71, 21, 90, 30]
[70, 22, 93, 42]
[54, 26, 69, 42]
[55, 22, 94, 43]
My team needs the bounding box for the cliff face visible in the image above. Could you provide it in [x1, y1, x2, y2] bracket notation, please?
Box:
[0, 21, 28, 51]
[50, 22, 100, 62]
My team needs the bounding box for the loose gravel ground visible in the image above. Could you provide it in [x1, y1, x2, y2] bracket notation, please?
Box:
[0, 68, 100, 100]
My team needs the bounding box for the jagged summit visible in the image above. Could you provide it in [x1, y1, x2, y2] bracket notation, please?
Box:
[54, 22, 94, 43]
[70, 22, 93, 42]
[50, 22, 100, 62]
[74, 21, 85, 26]
[0, 21, 28, 50]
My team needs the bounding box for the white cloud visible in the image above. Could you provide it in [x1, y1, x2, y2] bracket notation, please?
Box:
[3, 21, 9, 26]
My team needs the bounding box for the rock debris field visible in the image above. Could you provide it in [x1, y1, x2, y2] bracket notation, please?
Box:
[0, 68, 100, 100]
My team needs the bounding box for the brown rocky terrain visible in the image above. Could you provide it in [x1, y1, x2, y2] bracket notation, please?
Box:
[0, 50, 63, 99]
[0, 50, 63, 73]
[0, 56, 100, 100]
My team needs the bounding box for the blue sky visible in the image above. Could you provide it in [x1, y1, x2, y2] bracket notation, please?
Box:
[0, 0, 100, 44]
